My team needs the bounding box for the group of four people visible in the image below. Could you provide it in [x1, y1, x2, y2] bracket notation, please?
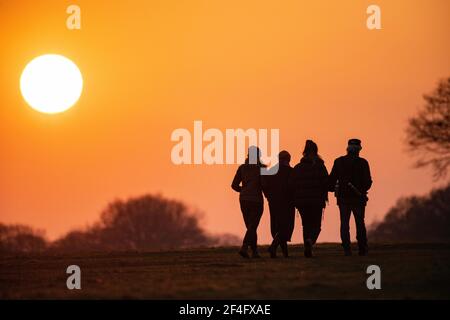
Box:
[231, 139, 372, 258]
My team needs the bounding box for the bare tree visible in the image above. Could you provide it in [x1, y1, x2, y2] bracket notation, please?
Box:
[52, 194, 239, 252]
[406, 77, 450, 179]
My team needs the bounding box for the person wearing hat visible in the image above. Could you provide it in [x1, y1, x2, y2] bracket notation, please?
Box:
[328, 139, 372, 256]
[289, 140, 329, 258]
[262, 150, 295, 258]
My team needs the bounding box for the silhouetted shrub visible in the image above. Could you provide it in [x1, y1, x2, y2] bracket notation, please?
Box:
[369, 184, 450, 242]
[52, 194, 239, 252]
[0, 224, 47, 254]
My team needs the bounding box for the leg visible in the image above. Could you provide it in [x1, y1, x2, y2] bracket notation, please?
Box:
[353, 204, 368, 255]
[268, 200, 280, 258]
[279, 204, 295, 258]
[310, 206, 323, 245]
[298, 208, 309, 243]
[269, 233, 280, 258]
[271, 202, 293, 258]
[240, 201, 252, 249]
[280, 241, 289, 258]
[246, 202, 263, 256]
[285, 205, 295, 243]
[299, 206, 313, 257]
[239, 201, 252, 258]
[339, 204, 352, 254]
[268, 200, 279, 241]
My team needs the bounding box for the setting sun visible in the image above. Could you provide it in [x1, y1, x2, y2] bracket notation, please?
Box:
[20, 54, 83, 114]
[0, 0, 449, 303]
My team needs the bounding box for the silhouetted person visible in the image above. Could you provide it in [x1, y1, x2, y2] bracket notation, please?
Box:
[262, 151, 295, 258]
[231, 146, 265, 258]
[329, 139, 372, 256]
[289, 140, 328, 257]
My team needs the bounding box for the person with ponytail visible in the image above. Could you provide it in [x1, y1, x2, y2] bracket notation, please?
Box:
[289, 140, 329, 257]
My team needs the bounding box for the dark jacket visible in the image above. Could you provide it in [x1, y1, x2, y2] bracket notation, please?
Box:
[289, 157, 329, 208]
[261, 163, 295, 241]
[231, 162, 264, 203]
[261, 163, 293, 203]
[328, 155, 372, 205]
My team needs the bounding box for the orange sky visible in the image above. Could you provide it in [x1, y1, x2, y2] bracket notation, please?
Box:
[1, 0, 449, 243]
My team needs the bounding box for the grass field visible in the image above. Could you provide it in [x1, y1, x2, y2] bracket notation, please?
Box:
[1, 243, 449, 299]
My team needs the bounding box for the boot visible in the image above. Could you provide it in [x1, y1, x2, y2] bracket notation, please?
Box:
[358, 245, 368, 256]
[304, 239, 313, 258]
[268, 237, 279, 259]
[251, 249, 261, 259]
[280, 242, 289, 258]
[238, 245, 250, 259]
[343, 246, 352, 256]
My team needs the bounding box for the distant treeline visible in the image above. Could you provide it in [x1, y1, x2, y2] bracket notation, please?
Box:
[0, 224, 47, 254]
[2, 185, 450, 254]
[369, 184, 450, 242]
[0, 194, 239, 255]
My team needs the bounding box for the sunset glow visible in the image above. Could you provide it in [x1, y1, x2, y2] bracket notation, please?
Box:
[0, 0, 449, 244]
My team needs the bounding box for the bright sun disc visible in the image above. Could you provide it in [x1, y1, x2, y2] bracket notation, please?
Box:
[20, 54, 83, 114]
